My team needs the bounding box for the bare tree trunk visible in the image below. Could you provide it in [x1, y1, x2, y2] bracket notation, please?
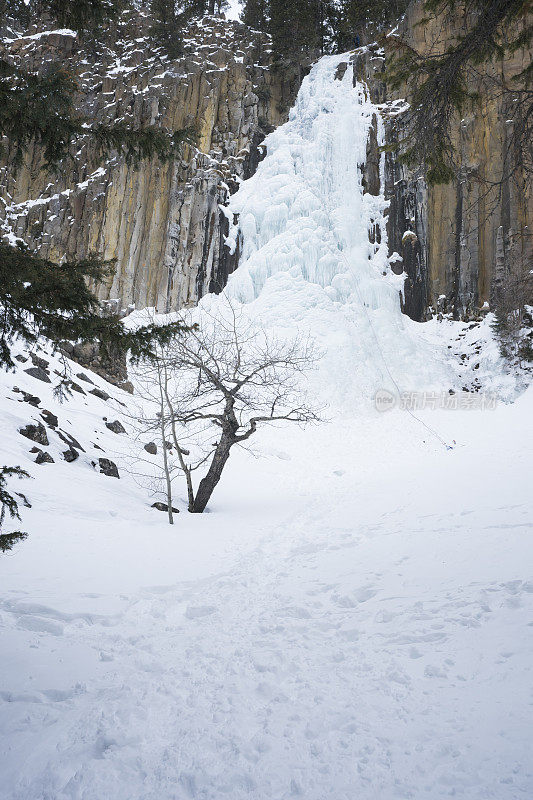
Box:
[208, 0, 215, 14]
[170, 419, 195, 512]
[158, 367, 174, 525]
[191, 434, 233, 513]
[162, 365, 195, 512]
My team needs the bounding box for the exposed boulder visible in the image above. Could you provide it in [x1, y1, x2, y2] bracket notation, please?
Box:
[96, 458, 119, 478]
[30, 353, 49, 370]
[104, 419, 126, 434]
[19, 421, 49, 446]
[40, 410, 58, 428]
[76, 372, 94, 384]
[152, 502, 179, 513]
[60, 340, 129, 392]
[13, 387, 41, 407]
[90, 387, 111, 401]
[144, 442, 158, 455]
[57, 430, 85, 453]
[24, 366, 51, 383]
[63, 448, 79, 463]
[34, 449, 54, 464]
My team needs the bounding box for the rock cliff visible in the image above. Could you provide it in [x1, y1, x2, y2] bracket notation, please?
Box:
[0, 9, 299, 313]
[356, 1, 532, 321]
[3, 3, 530, 324]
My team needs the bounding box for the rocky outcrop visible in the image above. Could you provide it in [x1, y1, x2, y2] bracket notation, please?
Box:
[356, 2, 532, 321]
[19, 422, 49, 446]
[0, 10, 300, 313]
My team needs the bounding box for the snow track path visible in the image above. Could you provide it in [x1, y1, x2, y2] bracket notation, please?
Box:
[1, 402, 532, 800]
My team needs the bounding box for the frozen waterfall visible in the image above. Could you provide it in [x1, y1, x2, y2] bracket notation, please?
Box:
[203, 53, 456, 410]
[225, 53, 395, 308]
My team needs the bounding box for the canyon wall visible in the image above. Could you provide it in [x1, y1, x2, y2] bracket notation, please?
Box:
[356, 1, 532, 320]
[2, 3, 530, 322]
[0, 10, 299, 313]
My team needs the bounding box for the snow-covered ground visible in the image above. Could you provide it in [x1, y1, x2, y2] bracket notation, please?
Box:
[1, 370, 532, 799]
[1, 51, 532, 799]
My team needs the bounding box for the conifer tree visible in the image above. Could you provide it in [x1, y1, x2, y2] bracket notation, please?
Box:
[331, 0, 409, 50]
[0, 0, 31, 25]
[242, 0, 269, 31]
[269, 0, 321, 62]
[5, 0, 124, 34]
[42, 0, 124, 32]
[0, 243, 191, 372]
[0, 466, 29, 553]
[215, 0, 228, 14]
[181, 0, 227, 15]
[182, 0, 208, 15]
[386, 0, 531, 184]
[149, 0, 184, 57]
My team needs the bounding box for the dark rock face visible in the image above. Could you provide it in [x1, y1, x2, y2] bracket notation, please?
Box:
[34, 449, 54, 464]
[0, 12, 301, 320]
[76, 373, 94, 384]
[60, 340, 129, 393]
[144, 442, 158, 455]
[152, 502, 179, 513]
[57, 430, 85, 453]
[41, 410, 58, 428]
[90, 387, 111, 401]
[385, 151, 429, 321]
[399, 231, 428, 321]
[335, 61, 349, 81]
[30, 353, 49, 370]
[362, 114, 381, 198]
[24, 366, 51, 383]
[354, 48, 429, 322]
[354, 7, 532, 321]
[97, 458, 119, 478]
[63, 448, 79, 462]
[105, 419, 126, 434]
[243, 128, 271, 182]
[13, 388, 41, 407]
[209, 207, 241, 296]
[19, 421, 49, 446]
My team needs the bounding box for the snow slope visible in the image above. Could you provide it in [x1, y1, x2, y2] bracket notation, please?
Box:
[1, 52, 532, 800]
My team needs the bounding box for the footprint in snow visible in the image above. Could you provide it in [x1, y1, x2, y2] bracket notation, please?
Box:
[278, 606, 312, 619]
[332, 587, 377, 608]
[356, 587, 378, 603]
[17, 616, 64, 636]
[185, 605, 217, 620]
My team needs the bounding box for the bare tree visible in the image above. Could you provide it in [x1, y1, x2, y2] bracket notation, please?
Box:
[127, 356, 183, 525]
[134, 303, 321, 514]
